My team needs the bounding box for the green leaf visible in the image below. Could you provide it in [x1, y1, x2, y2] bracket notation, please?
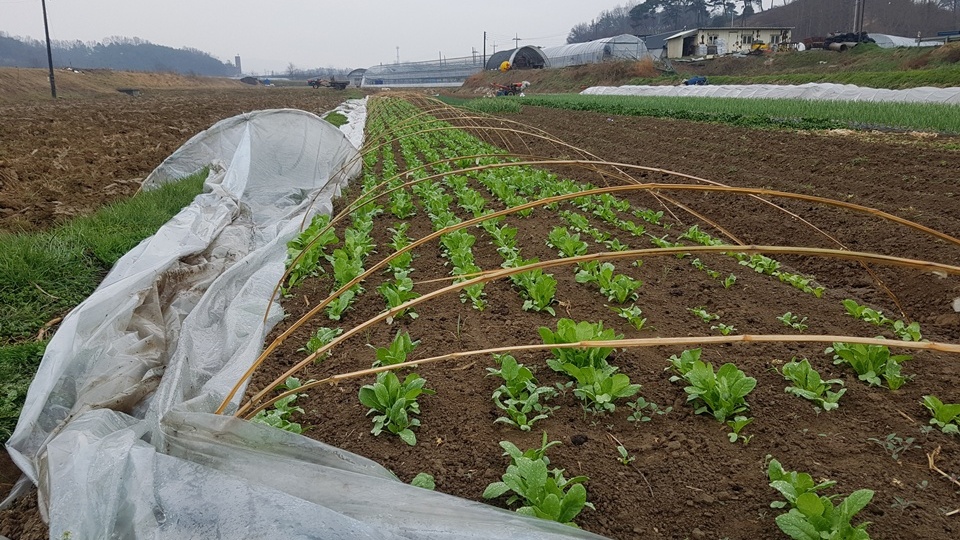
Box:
[838, 489, 874, 522]
[410, 473, 435, 490]
[775, 512, 821, 540]
[483, 481, 510, 499]
[398, 428, 417, 446]
[558, 482, 587, 524]
[795, 492, 824, 518]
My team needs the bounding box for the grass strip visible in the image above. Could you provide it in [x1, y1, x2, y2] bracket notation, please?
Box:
[0, 172, 206, 440]
[518, 94, 960, 134]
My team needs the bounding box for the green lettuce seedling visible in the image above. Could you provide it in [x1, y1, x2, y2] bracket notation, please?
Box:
[782, 358, 846, 411]
[358, 371, 434, 446]
[826, 343, 911, 390]
[680, 360, 757, 422]
[922, 395, 960, 434]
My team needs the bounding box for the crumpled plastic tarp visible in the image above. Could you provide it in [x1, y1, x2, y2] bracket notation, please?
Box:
[4, 100, 606, 539]
[581, 82, 960, 104]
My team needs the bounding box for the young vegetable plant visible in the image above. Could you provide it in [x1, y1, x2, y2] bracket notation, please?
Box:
[727, 416, 754, 444]
[676, 359, 757, 423]
[358, 371, 434, 446]
[373, 330, 420, 367]
[722, 273, 737, 289]
[688, 306, 720, 324]
[285, 214, 338, 292]
[778, 312, 809, 332]
[487, 354, 558, 431]
[711, 323, 737, 336]
[540, 319, 622, 371]
[767, 457, 874, 540]
[557, 363, 641, 413]
[767, 457, 838, 509]
[575, 261, 642, 304]
[921, 395, 960, 435]
[611, 304, 647, 330]
[483, 439, 593, 527]
[826, 343, 911, 390]
[616, 445, 635, 465]
[781, 358, 846, 411]
[251, 377, 306, 434]
[378, 271, 420, 322]
[546, 226, 588, 258]
[627, 397, 671, 423]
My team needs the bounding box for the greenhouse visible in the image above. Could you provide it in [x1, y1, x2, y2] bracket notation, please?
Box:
[361, 56, 484, 88]
[541, 34, 651, 69]
[484, 46, 548, 71]
[346, 68, 366, 88]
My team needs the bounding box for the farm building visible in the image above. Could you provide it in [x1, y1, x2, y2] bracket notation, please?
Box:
[665, 27, 793, 58]
[361, 56, 483, 88]
[346, 68, 366, 88]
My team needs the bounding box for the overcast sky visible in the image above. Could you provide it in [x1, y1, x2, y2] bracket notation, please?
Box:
[4, 0, 777, 74]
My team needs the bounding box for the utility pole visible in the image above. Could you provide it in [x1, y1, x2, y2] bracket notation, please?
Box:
[483, 31, 487, 68]
[513, 34, 521, 49]
[41, 0, 57, 99]
[492, 42, 498, 53]
[396, 46, 400, 64]
[857, 0, 867, 37]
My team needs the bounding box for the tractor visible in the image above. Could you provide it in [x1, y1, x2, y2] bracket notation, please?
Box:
[307, 78, 349, 90]
[490, 81, 530, 96]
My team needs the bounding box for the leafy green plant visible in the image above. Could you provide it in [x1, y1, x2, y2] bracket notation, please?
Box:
[482, 449, 593, 527]
[722, 273, 737, 289]
[299, 326, 344, 361]
[678, 360, 757, 422]
[388, 189, 416, 219]
[775, 489, 875, 540]
[891, 320, 922, 342]
[325, 289, 356, 321]
[285, 214, 338, 291]
[546, 226, 588, 258]
[539, 319, 622, 371]
[767, 457, 838, 509]
[358, 371, 434, 446]
[328, 248, 365, 291]
[867, 433, 919, 461]
[556, 363, 641, 413]
[251, 377, 306, 434]
[666, 348, 702, 377]
[711, 323, 737, 336]
[726, 415, 754, 444]
[781, 358, 846, 411]
[378, 271, 420, 321]
[410, 472, 435, 490]
[921, 395, 960, 435]
[627, 397, 672, 423]
[842, 299, 891, 326]
[616, 445, 635, 465]
[767, 457, 874, 540]
[688, 306, 719, 323]
[499, 432, 561, 467]
[575, 261, 642, 304]
[778, 312, 809, 332]
[826, 343, 911, 390]
[611, 304, 647, 330]
[488, 354, 558, 431]
[373, 330, 420, 367]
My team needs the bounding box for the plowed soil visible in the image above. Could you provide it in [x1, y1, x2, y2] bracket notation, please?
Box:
[4, 92, 960, 540]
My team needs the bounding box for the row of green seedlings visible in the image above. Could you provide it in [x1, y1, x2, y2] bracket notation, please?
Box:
[383, 98, 826, 325]
[386, 106, 560, 315]
[283, 173, 382, 321]
[381, 101, 646, 320]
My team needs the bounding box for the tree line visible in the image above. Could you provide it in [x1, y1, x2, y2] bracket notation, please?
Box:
[567, 0, 960, 43]
[0, 34, 238, 76]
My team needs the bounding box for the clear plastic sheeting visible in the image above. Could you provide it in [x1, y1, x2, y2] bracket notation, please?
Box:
[361, 56, 484, 88]
[4, 100, 608, 539]
[581, 82, 960, 104]
[543, 34, 651, 69]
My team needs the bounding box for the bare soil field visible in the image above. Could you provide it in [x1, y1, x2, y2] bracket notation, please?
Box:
[3, 91, 960, 539]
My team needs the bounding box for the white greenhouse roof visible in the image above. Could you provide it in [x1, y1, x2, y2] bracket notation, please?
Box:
[541, 34, 651, 68]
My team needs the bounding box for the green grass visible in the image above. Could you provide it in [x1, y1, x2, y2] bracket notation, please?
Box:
[518, 94, 960, 134]
[322, 111, 349, 127]
[0, 171, 206, 441]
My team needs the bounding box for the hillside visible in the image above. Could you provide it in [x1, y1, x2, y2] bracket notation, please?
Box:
[0, 67, 245, 104]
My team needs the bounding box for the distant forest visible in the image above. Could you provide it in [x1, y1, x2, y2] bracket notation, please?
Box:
[568, 0, 960, 43]
[0, 34, 238, 76]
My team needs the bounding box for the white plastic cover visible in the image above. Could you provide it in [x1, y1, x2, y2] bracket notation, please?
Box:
[4, 100, 607, 539]
[581, 82, 960, 104]
[543, 34, 650, 69]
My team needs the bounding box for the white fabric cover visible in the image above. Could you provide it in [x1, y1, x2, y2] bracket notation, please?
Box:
[581, 82, 960, 104]
[3, 100, 606, 539]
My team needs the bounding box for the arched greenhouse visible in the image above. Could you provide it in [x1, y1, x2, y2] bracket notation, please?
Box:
[484, 46, 548, 71]
[360, 56, 484, 88]
[542, 34, 651, 68]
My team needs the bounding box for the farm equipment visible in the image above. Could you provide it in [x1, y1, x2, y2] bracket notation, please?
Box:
[307, 78, 349, 90]
[747, 41, 771, 55]
[682, 76, 708, 86]
[491, 81, 530, 96]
